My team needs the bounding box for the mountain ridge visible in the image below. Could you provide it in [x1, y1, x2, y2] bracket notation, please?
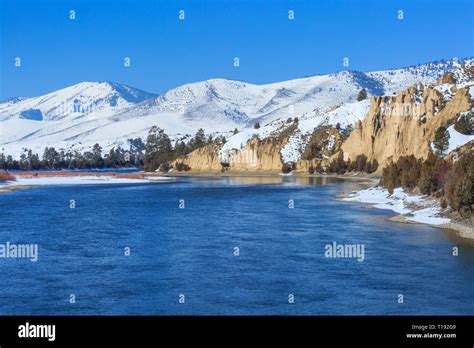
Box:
[1, 57, 472, 158]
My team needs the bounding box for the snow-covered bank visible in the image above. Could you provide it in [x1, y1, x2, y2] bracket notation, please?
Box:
[342, 187, 450, 225]
[0, 174, 175, 188]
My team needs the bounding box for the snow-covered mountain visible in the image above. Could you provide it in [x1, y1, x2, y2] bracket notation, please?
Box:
[0, 82, 156, 122]
[0, 58, 471, 158]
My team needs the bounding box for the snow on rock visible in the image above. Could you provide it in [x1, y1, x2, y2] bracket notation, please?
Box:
[343, 187, 450, 225]
[327, 135, 336, 152]
[447, 125, 474, 153]
[434, 83, 455, 101]
[280, 130, 304, 163]
[219, 125, 275, 163]
[279, 99, 370, 163]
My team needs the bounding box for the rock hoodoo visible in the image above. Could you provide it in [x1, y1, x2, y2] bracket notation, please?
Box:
[340, 80, 472, 170]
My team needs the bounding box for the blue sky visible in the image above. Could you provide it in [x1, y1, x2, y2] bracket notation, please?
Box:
[1, 0, 473, 99]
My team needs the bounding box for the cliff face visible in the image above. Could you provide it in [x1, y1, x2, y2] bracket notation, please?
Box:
[172, 137, 285, 172]
[172, 143, 223, 171]
[295, 158, 321, 173]
[228, 137, 284, 171]
[340, 82, 472, 170]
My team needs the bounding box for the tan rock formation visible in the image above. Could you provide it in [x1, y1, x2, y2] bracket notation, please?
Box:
[295, 126, 342, 172]
[295, 158, 322, 173]
[172, 137, 285, 172]
[437, 72, 456, 85]
[228, 137, 284, 171]
[171, 143, 223, 171]
[340, 83, 473, 171]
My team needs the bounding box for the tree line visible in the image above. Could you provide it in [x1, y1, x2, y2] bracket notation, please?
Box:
[0, 127, 224, 172]
[0, 140, 145, 171]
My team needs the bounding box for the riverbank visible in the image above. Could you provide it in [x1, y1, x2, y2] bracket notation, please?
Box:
[0, 170, 375, 194]
[341, 186, 474, 240]
[0, 171, 175, 190]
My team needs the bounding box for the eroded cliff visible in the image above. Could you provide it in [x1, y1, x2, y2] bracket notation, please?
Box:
[172, 137, 286, 172]
[340, 80, 472, 170]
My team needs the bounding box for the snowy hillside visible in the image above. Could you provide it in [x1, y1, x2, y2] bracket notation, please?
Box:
[0, 57, 471, 158]
[0, 82, 156, 122]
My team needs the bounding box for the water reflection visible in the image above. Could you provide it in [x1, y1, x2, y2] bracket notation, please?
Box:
[184, 175, 349, 186]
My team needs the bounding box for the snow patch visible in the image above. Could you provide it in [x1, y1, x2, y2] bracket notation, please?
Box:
[407, 207, 450, 225]
[343, 187, 450, 225]
[280, 130, 303, 163]
[9, 175, 167, 186]
[447, 125, 474, 153]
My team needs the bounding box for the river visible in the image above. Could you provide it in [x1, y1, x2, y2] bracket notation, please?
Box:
[0, 176, 472, 315]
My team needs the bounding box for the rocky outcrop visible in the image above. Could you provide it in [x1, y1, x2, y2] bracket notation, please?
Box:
[295, 158, 322, 173]
[438, 72, 456, 85]
[295, 126, 342, 173]
[172, 137, 285, 172]
[171, 143, 223, 171]
[340, 82, 473, 171]
[227, 137, 284, 171]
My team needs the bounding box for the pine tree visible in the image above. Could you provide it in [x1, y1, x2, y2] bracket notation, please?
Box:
[145, 126, 160, 171]
[42, 147, 60, 169]
[106, 148, 119, 167]
[0, 153, 5, 169]
[156, 131, 172, 164]
[92, 143, 104, 168]
[357, 88, 368, 101]
[145, 126, 172, 171]
[433, 126, 450, 155]
[173, 141, 186, 158]
[193, 128, 206, 149]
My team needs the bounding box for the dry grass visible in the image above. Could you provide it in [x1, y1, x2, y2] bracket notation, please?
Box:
[0, 170, 16, 182]
[115, 173, 146, 179]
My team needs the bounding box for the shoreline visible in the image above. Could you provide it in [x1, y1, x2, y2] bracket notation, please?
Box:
[0, 184, 34, 193]
[339, 185, 474, 241]
[0, 171, 175, 190]
[2, 169, 378, 185]
[165, 170, 379, 181]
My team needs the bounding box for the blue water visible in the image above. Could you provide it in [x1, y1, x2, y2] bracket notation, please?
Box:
[8, 168, 141, 173]
[0, 176, 473, 315]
